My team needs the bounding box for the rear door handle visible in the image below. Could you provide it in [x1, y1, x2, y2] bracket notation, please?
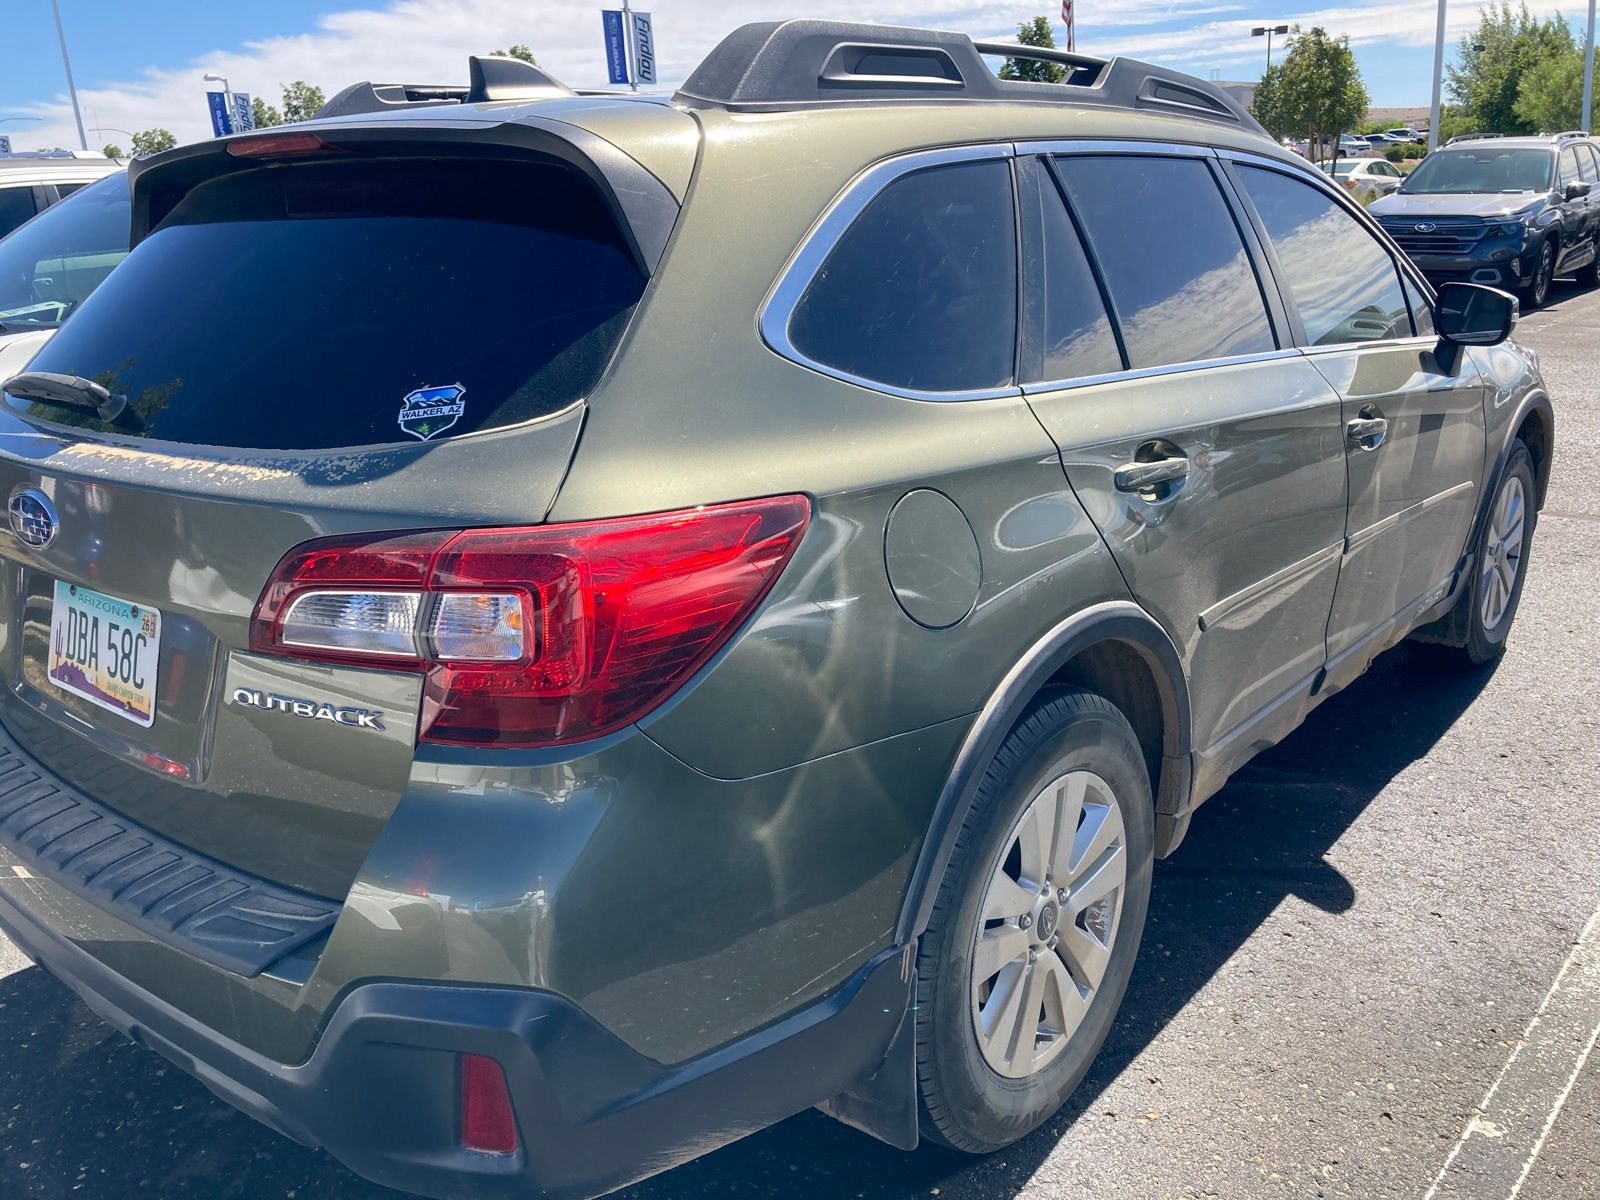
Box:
[1346, 407, 1388, 451]
[1114, 455, 1189, 493]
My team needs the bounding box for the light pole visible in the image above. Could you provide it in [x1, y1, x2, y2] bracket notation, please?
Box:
[1583, 0, 1595, 133]
[49, 0, 89, 151]
[1251, 24, 1290, 73]
[1428, 0, 1448, 151]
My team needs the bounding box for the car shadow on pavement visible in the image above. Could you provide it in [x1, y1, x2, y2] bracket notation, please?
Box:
[0, 649, 1496, 1200]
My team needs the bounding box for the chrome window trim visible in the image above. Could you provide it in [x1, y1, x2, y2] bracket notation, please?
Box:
[1021, 348, 1302, 396]
[758, 142, 1022, 404]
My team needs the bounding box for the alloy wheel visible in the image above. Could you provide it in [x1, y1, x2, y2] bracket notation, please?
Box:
[1480, 473, 1526, 632]
[970, 770, 1127, 1079]
[1533, 242, 1554, 307]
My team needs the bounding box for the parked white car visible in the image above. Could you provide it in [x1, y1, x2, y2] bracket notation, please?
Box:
[1385, 126, 1425, 142]
[1316, 157, 1406, 203]
[0, 150, 120, 240]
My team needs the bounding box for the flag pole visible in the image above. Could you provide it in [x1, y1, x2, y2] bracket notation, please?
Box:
[622, 0, 638, 92]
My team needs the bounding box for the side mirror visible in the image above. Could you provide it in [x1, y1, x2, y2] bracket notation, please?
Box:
[1437, 281, 1517, 346]
[1566, 180, 1593, 200]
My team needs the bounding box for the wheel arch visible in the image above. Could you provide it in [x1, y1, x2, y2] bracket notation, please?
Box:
[896, 601, 1192, 945]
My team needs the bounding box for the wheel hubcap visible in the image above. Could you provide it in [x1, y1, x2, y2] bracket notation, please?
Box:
[1480, 473, 1526, 631]
[970, 770, 1127, 1079]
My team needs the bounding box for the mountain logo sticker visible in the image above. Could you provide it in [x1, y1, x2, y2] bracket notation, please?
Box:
[398, 383, 466, 441]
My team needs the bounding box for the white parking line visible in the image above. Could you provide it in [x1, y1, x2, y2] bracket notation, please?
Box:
[1424, 904, 1600, 1198]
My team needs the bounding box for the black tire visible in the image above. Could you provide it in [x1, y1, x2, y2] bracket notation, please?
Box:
[1408, 440, 1537, 667]
[914, 690, 1154, 1152]
[1520, 238, 1556, 310]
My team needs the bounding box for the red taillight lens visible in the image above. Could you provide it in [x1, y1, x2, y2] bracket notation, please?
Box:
[250, 496, 810, 748]
[459, 1054, 517, 1155]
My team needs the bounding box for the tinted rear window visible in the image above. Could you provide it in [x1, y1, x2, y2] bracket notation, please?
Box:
[787, 159, 1017, 394]
[10, 157, 644, 449]
[0, 186, 39, 241]
[1052, 155, 1276, 369]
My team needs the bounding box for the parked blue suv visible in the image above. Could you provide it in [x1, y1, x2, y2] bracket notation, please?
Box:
[1370, 132, 1600, 309]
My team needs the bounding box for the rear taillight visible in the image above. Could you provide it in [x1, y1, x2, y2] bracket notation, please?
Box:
[250, 496, 810, 748]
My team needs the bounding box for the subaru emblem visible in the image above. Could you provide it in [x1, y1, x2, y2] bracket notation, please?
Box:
[8, 487, 57, 549]
[1414, 221, 1438, 233]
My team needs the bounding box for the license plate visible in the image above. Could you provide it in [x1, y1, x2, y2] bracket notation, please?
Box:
[46, 581, 161, 728]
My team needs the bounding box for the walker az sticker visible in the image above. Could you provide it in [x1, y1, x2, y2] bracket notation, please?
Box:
[397, 383, 466, 441]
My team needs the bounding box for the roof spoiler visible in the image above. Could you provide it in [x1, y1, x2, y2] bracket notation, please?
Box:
[673, 20, 1263, 132]
[315, 55, 573, 120]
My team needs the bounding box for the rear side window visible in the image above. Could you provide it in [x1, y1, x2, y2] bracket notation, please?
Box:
[0, 186, 39, 241]
[787, 159, 1017, 393]
[1051, 155, 1275, 369]
[12, 157, 645, 450]
[1237, 166, 1412, 346]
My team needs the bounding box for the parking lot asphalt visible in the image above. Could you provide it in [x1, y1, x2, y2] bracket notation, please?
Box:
[2, 283, 1598, 1200]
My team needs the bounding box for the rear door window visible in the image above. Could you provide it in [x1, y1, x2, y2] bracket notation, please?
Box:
[9, 157, 646, 449]
[0, 186, 40, 240]
[1050, 155, 1276, 369]
[1236, 165, 1413, 345]
[787, 159, 1017, 394]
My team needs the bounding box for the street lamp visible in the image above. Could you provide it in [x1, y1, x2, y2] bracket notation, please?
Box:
[0, 117, 45, 126]
[49, 0, 89, 151]
[1251, 24, 1290, 73]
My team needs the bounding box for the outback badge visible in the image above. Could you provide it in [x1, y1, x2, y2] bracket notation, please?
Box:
[397, 383, 466, 441]
[231, 688, 385, 731]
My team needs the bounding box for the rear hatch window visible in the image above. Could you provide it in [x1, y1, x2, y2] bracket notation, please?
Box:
[9, 156, 645, 449]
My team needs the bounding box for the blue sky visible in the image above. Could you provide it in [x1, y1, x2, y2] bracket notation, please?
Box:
[0, 0, 1568, 151]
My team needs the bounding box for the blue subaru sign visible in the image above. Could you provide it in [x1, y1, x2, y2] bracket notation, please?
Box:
[206, 91, 234, 137]
[602, 10, 629, 85]
[397, 383, 467, 441]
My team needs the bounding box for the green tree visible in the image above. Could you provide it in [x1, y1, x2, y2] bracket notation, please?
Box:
[280, 80, 326, 124]
[251, 95, 283, 128]
[100, 142, 122, 159]
[489, 44, 538, 65]
[998, 16, 1067, 84]
[130, 128, 177, 155]
[1515, 42, 1584, 131]
[1250, 26, 1369, 161]
[1447, 2, 1576, 135]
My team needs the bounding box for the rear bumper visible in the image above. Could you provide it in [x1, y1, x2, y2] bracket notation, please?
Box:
[0, 880, 912, 1200]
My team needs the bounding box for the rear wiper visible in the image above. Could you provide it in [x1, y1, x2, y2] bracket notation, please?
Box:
[2, 371, 130, 423]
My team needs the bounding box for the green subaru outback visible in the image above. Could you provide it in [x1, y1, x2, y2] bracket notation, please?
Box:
[0, 21, 1554, 1200]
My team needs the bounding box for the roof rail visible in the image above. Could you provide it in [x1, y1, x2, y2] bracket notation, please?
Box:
[315, 55, 573, 120]
[1445, 132, 1505, 145]
[1553, 129, 1591, 140]
[673, 20, 1264, 132]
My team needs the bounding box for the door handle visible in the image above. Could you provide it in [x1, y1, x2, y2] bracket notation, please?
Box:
[1346, 407, 1388, 451]
[1114, 454, 1189, 493]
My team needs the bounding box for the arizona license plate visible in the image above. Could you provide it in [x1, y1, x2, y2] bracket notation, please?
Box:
[46, 581, 161, 727]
